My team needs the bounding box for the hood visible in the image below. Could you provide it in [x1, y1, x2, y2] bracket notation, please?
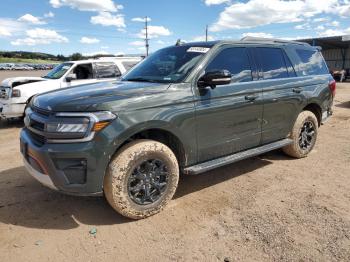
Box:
[1, 76, 47, 88]
[33, 80, 170, 112]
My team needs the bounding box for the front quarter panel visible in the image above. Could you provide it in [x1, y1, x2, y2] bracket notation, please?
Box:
[106, 83, 197, 166]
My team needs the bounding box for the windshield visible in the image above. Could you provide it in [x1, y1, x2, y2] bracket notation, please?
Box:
[44, 63, 73, 79]
[122, 46, 210, 83]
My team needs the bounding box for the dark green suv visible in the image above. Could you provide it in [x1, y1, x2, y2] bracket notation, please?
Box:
[20, 38, 335, 219]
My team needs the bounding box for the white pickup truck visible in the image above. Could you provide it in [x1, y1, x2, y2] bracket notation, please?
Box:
[0, 57, 141, 119]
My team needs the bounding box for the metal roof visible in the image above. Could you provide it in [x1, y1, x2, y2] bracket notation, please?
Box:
[298, 35, 350, 50]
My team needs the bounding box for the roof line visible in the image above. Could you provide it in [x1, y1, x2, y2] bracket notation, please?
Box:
[240, 36, 310, 46]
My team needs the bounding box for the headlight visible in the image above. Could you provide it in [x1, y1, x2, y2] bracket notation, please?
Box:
[46, 122, 89, 133]
[12, 89, 21, 97]
[44, 111, 117, 142]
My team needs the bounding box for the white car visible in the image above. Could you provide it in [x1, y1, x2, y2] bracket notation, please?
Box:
[0, 57, 141, 119]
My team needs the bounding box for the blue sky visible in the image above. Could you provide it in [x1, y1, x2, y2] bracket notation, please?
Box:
[0, 0, 349, 56]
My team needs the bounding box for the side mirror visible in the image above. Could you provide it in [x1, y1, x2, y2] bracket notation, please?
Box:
[66, 73, 77, 82]
[198, 70, 231, 89]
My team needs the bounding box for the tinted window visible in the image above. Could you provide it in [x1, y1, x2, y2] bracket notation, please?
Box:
[73, 63, 93, 80]
[296, 49, 328, 75]
[206, 47, 252, 83]
[283, 52, 297, 77]
[95, 62, 121, 78]
[122, 61, 139, 71]
[258, 48, 289, 80]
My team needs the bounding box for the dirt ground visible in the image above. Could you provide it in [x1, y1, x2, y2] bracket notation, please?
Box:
[0, 70, 349, 262]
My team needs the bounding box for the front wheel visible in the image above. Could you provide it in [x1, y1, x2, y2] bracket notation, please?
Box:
[104, 139, 179, 219]
[283, 110, 318, 158]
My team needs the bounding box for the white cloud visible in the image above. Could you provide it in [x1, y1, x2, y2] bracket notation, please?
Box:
[90, 12, 125, 28]
[101, 46, 109, 49]
[50, 0, 122, 12]
[11, 28, 68, 46]
[335, 2, 350, 17]
[83, 51, 125, 56]
[294, 23, 311, 30]
[0, 18, 27, 38]
[131, 17, 151, 22]
[44, 12, 55, 18]
[137, 25, 171, 39]
[331, 20, 340, 27]
[80, 36, 100, 44]
[281, 35, 313, 40]
[156, 40, 165, 44]
[204, 0, 230, 6]
[241, 32, 274, 38]
[0, 28, 12, 37]
[313, 17, 329, 23]
[191, 35, 215, 41]
[209, 0, 339, 31]
[315, 25, 325, 31]
[83, 50, 111, 56]
[18, 14, 46, 25]
[129, 40, 145, 46]
[317, 28, 350, 37]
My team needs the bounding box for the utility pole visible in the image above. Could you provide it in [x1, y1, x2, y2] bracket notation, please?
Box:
[205, 25, 208, 42]
[145, 16, 149, 56]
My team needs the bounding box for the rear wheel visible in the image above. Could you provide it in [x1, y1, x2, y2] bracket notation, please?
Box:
[104, 139, 179, 219]
[283, 110, 318, 158]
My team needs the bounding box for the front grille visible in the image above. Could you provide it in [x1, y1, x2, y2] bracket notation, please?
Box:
[32, 106, 51, 117]
[27, 129, 46, 146]
[30, 118, 45, 131]
[0, 87, 9, 99]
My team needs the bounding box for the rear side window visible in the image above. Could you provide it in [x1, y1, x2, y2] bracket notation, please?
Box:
[95, 62, 121, 78]
[206, 47, 252, 83]
[283, 52, 297, 77]
[257, 48, 289, 80]
[295, 49, 328, 75]
[122, 61, 139, 71]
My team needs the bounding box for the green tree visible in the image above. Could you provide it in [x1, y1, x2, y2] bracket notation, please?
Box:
[70, 52, 83, 61]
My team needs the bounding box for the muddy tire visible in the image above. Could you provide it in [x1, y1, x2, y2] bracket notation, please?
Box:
[283, 110, 318, 158]
[104, 139, 179, 219]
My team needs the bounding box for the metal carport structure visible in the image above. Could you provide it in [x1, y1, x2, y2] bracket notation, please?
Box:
[299, 35, 350, 70]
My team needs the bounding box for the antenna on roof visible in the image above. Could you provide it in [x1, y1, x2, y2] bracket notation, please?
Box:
[175, 39, 183, 46]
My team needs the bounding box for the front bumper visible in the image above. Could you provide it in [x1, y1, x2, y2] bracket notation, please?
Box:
[23, 156, 58, 191]
[20, 128, 113, 196]
[0, 102, 26, 119]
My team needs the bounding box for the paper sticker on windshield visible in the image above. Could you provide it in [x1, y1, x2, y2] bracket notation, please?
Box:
[62, 65, 70, 70]
[187, 47, 210, 53]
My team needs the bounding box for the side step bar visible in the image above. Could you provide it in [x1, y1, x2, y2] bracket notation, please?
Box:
[183, 138, 293, 175]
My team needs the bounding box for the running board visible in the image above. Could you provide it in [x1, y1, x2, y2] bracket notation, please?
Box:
[183, 138, 293, 175]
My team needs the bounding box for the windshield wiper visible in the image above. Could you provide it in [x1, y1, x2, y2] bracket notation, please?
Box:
[124, 77, 158, 83]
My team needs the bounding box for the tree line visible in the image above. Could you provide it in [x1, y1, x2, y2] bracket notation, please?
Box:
[0, 51, 116, 61]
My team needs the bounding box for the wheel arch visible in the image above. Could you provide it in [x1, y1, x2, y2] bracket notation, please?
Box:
[303, 103, 322, 126]
[113, 126, 189, 168]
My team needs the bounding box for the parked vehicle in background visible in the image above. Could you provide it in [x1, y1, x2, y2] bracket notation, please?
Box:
[332, 68, 350, 82]
[20, 38, 335, 219]
[0, 63, 14, 70]
[12, 64, 34, 70]
[0, 56, 141, 119]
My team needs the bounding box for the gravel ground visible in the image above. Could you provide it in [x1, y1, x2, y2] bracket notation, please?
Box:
[0, 70, 349, 261]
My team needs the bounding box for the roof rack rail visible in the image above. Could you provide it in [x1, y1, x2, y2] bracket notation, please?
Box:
[240, 36, 310, 46]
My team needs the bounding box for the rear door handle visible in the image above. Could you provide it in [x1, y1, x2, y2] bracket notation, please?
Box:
[292, 87, 303, 93]
[245, 94, 259, 101]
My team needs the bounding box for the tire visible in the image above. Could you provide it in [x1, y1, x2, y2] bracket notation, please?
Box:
[283, 110, 318, 158]
[104, 139, 179, 219]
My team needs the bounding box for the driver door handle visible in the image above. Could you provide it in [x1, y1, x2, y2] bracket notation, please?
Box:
[293, 87, 303, 93]
[245, 94, 259, 101]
